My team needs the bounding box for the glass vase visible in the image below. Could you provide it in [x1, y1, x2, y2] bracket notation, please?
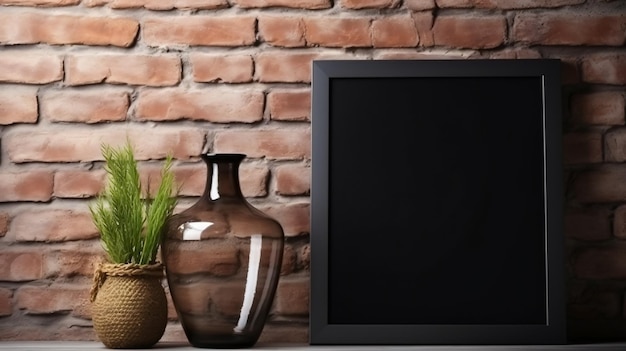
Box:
[162, 153, 284, 348]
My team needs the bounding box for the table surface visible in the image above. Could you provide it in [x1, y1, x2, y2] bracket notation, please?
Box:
[1, 342, 626, 350]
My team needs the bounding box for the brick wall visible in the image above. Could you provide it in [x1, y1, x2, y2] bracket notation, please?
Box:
[0, 0, 624, 344]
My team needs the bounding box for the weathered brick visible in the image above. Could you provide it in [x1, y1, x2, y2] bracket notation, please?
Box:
[0, 86, 38, 124]
[54, 169, 106, 198]
[0, 170, 53, 202]
[164, 240, 240, 276]
[255, 52, 320, 83]
[0, 288, 12, 317]
[41, 89, 129, 123]
[231, 0, 330, 9]
[341, 0, 400, 9]
[49, 248, 105, 278]
[190, 54, 253, 83]
[258, 323, 308, 344]
[513, 13, 626, 46]
[613, 205, 626, 240]
[570, 165, 626, 203]
[10, 209, 98, 242]
[0, 212, 8, 237]
[4, 127, 206, 163]
[16, 284, 90, 314]
[83, 0, 227, 9]
[433, 15, 506, 49]
[275, 164, 310, 196]
[0, 12, 138, 47]
[281, 244, 297, 275]
[303, 17, 371, 48]
[405, 0, 435, 10]
[267, 89, 311, 121]
[573, 245, 626, 279]
[412, 11, 435, 47]
[564, 207, 611, 241]
[258, 16, 306, 48]
[489, 48, 542, 59]
[0, 0, 79, 5]
[261, 202, 310, 237]
[581, 54, 626, 85]
[605, 129, 626, 163]
[437, 0, 585, 9]
[372, 16, 419, 48]
[0, 252, 44, 281]
[274, 277, 309, 315]
[136, 88, 264, 122]
[66, 54, 181, 86]
[142, 16, 255, 47]
[214, 129, 311, 160]
[571, 91, 625, 126]
[563, 131, 603, 165]
[0, 53, 62, 84]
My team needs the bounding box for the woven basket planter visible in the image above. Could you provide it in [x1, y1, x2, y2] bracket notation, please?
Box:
[90, 262, 168, 349]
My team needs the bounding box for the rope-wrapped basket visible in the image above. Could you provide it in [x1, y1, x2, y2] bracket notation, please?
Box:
[90, 262, 168, 349]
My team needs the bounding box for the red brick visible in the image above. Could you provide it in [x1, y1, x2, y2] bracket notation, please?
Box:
[513, 13, 626, 46]
[568, 283, 621, 319]
[261, 202, 310, 237]
[372, 16, 419, 48]
[0, 0, 79, 5]
[0, 52, 62, 84]
[563, 132, 603, 165]
[0, 86, 38, 124]
[4, 127, 206, 163]
[437, 0, 585, 9]
[0, 212, 8, 237]
[50, 247, 105, 278]
[405, 0, 435, 10]
[171, 162, 269, 198]
[298, 243, 310, 271]
[54, 170, 106, 198]
[16, 284, 90, 314]
[0, 170, 53, 202]
[267, 89, 311, 121]
[0, 288, 12, 316]
[0, 252, 44, 281]
[489, 48, 542, 59]
[564, 207, 611, 241]
[581, 54, 626, 85]
[605, 129, 626, 163]
[0, 12, 138, 47]
[433, 15, 506, 49]
[41, 89, 129, 123]
[274, 277, 309, 315]
[571, 92, 625, 126]
[83, 0, 227, 9]
[214, 129, 311, 160]
[136, 88, 264, 123]
[573, 245, 626, 279]
[190, 54, 253, 83]
[341, 0, 400, 9]
[281, 244, 297, 275]
[571, 165, 626, 203]
[258, 323, 308, 344]
[275, 164, 310, 196]
[11, 209, 98, 242]
[304, 17, 371, 48]
[258, 16, 306, 48]
[142, 16, 255, 47]
[613, 205, 626, 240]
[412, 11, 435, 47]
[164, 240, 240, 276]
[231, 0, 330, 9]
[255, 52, 321, 83]
[66, 54, 181, 86]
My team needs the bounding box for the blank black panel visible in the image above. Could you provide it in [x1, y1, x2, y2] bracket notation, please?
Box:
[310, 59, 566, 345]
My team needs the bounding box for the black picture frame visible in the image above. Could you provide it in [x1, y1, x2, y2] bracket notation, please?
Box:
[309, 59, 566, 345]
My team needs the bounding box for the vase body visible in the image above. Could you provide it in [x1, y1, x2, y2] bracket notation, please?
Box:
[91, 263, 168, 349]
[162, 153, 284, 348]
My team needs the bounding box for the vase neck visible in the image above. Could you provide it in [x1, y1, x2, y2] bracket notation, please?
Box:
[201, 154, 246, 201]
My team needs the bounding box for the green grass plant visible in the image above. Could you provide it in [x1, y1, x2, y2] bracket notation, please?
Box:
[89, 141, 177, 265]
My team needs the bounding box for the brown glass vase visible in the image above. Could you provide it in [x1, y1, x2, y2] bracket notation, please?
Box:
[162, 153, 284, 348]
